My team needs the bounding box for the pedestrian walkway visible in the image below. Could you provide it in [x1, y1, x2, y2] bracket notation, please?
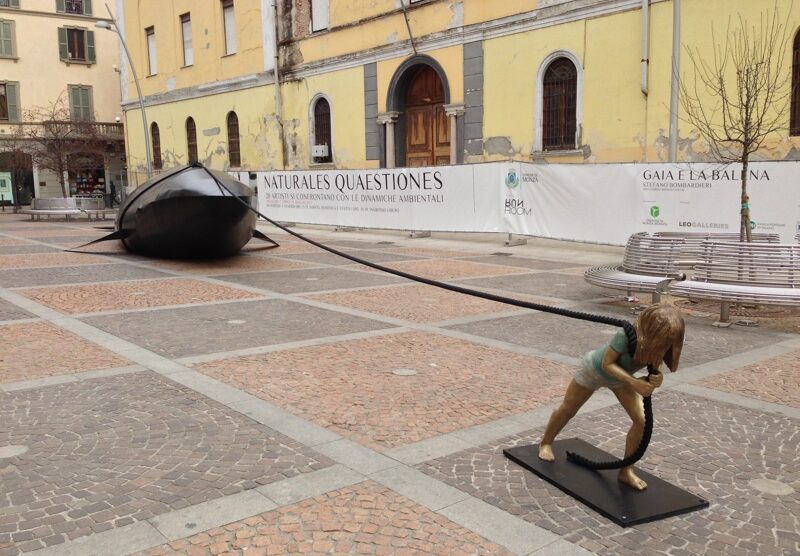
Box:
[0, 214, 797, 556]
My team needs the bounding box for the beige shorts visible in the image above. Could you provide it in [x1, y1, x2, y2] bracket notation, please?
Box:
[574, 353, 625, 391]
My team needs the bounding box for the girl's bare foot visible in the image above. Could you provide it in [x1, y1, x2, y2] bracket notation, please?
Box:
[618, 467, 647, 490]
[538, 443, 555, 461]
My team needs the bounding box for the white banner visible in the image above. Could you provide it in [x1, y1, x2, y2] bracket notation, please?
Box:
[233, 161, 800, 246]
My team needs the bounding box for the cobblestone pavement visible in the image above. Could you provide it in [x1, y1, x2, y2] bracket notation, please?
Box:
[418, 391, 799, 556]
[0, 215, 797, 556]
[194, 332, 572, 451]
[18, 279, 260, 315]
[0, 373, 332, 553]
[701, 350, 800, 408]
[138, 481, 513, 556]
[0, 321, 128, 383]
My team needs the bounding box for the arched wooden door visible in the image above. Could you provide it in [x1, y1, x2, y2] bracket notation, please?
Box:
[404, 66, 450, 167]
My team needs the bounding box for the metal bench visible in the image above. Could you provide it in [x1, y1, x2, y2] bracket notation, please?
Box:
[584, 233, 692, 302]
[22, 198, 82, 221]
[652, 231, 780, 258]
[668, 241, 800, 325]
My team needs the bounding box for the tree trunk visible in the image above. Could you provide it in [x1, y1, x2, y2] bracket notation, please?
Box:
[740, 158, 752, 242]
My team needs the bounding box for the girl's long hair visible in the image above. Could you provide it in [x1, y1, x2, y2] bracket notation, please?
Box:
[634, 306, 685, 371]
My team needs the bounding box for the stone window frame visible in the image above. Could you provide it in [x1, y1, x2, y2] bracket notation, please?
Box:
[186, 116, 198, 164]
[226, 110, 241, 167]
[533, 49, 584, 155]
[308, 92, 335, 166]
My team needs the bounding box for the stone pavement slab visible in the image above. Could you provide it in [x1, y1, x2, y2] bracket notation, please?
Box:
[456, 272, 611, 301]
[463, 255, 580, 271]
[360, 258, 533, 280]
[0, 372, 333, 555]
[17, 279, 261, 315]
[383, 246, 475, 258]
[0, 264, 171, 288]
[306, 283, 519, 323]
[700, 350, 800, 408]
[0, 253, 108, 270]
[0, 298, 34, 321]
[193, 331, 573, 451]
[83, 298, 394, 359]
[219, 266, 406, 294]
[277, 249, 426, 266]
[449, 310, 788, 368]
[145, 255, 313, 276]
[419, 390, 799, 556]
[35, 236, 107, 246]
[137, 481, 514, 556]
[0, 321, 128, 384]
[0, 246, 60, 255]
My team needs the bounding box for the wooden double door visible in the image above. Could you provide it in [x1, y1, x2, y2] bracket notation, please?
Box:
[404, 66, 450, 167]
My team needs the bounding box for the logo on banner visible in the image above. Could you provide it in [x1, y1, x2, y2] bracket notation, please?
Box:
[679, 221, 729, 230]
[505, 170, 520, 189]
[642, 204, 667, 227]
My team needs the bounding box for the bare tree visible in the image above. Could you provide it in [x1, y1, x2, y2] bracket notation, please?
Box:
[679, 3, 792, 241]
[20, 92, 106, 198]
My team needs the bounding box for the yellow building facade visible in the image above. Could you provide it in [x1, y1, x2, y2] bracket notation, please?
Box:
[118, 0, 800, 182]
[0, 0, 125, 200]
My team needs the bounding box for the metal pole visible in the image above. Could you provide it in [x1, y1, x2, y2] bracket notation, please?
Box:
[105, 4, 152, 178]
[668, 0, 680, 162]
[272, 0, 285, 169]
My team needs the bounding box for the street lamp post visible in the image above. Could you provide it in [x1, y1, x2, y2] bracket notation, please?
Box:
[96, 6, 152, 179]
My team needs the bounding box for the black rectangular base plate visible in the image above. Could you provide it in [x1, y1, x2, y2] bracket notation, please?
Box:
[503, 439, 709, 527]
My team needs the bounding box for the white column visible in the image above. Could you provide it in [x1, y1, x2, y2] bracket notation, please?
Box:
[444, 104, 465, 165]
[377, 111, 400, 168]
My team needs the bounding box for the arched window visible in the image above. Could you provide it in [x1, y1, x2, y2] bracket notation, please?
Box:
[186, 117, 198, 163]
[311, 97, 332, 163]
[791, 31, 800, 136]
[542, 57, 578, 150]
[227, 111, 241, 167]
[151, 122, 162, 170]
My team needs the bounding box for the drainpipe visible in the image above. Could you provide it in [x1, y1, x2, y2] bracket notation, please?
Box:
[640, 0, 649, 96]
[400, 0, 417, 55]
[668, 0, 681, 162]
[272, 0, 286, 169]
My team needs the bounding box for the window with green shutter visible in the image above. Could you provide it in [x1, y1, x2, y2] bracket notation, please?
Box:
[0, 1, 22, 10]
[59, 0, 91, 15]
[69, 85, 93, 121]
[58, 27, 95, 63]
[0, 19, 16, 58]
[0, 82, 20, 122]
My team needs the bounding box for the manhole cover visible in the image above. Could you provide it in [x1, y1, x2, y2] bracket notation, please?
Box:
[377, 241, 395, 245]
[749, 478, 794, 496]
[735, 319, 758, 327]
[491, 252, 513, 256]
[392, 368, 418, 376]
[227, 319, 246, 325]
[0, 445, 28, 459]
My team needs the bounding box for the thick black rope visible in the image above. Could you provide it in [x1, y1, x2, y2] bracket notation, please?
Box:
[201, 165, 654, 470]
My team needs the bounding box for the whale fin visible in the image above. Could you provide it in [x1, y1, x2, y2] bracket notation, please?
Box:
[66, 229, 131, 253]
[252, 229, 280, 248]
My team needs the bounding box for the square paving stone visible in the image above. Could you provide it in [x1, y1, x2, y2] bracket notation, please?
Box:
[18, 279, 261, 315]
[463, 256, 579, 271]
[35, 235, 107, 245]
[0, 298, 35, 322]
[448, 310, 786, 368]
[0, 264, 172, 288]
[306, 283, 523, 323]
[84, 298, 394, 359]
[323, 239, 398, 249]
[701, 350, 800, 408]
[194, 331, 572, 451]
[360, 258, 533, 281]
[0, 245, 61, 255]
[146, 254, 313, 276]
[0, 321, 128, 384]
[218, 267, 405, 294]
[0, 372, 333, 550]
[456, 272, 611, 301]
[383, 246, 475, 258]
[137, 481, 512, 556]
[0, 252, 108, 270]
[418, 391, 799, 556]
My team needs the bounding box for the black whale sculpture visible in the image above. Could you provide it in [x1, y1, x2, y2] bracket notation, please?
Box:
[81, 163, 277, 259]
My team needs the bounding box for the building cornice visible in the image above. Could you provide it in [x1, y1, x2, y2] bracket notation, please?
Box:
[0, 7, 111, 23]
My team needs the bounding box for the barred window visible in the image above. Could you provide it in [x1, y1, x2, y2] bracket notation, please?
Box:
[791, 32, 800, 136]
[542, 57, 577, 151]
[227, 111, 241, 167]
[151, 122, 162, 170]
[186, 117, 198, 164]
[312, 97, 332, 163]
